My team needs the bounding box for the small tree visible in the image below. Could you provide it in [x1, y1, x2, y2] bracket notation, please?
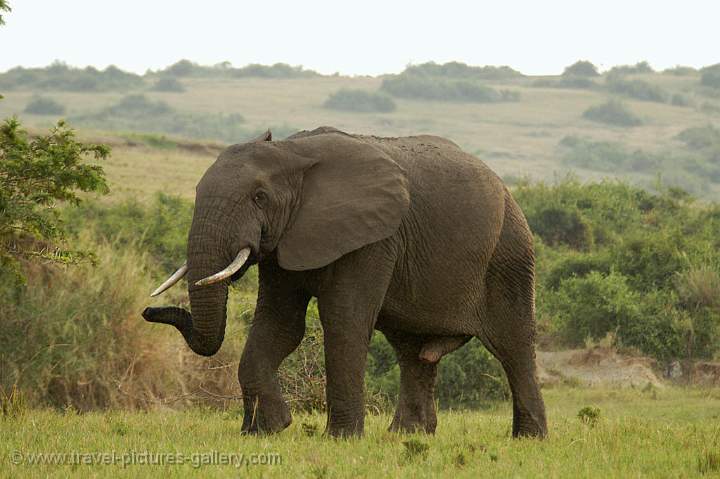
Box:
[0, 0, 10, 26]
[0, 119, 109, 277]
[563, 60, 599, 77]
[701, 64, 720, 89]
[24, 96, 66, 115]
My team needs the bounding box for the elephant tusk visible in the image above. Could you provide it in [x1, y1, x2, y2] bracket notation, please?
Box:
[150, 263, 188, 297]
[195, 247, 251, 287]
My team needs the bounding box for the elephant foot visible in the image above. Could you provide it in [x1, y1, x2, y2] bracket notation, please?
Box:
[389, 403, 437, 434]
[325, 419, 364, 438]
[241, 394, 292, 435]
[512, 400, 547, 438]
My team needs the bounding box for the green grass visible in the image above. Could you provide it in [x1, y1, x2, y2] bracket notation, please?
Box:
[2, 387, 719, 478]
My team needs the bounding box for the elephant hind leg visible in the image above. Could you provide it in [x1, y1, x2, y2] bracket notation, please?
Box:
[480, 278, 547, 438]
[479, 200, 547, 438]
[381, 327, 439, 434]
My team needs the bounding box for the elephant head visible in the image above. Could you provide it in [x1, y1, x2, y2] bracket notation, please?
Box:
[142, 128, 409, 356]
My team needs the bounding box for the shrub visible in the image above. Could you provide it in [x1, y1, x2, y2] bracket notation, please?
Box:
[577, 406, 601, 426]
[23, 96, 66, 115]
[0, 61, 144, 91]
[0, 119, 108, 277]
[528, 205, 592, 250]
[563, 60, 599, 77]
[323, 89, 396, 113]
[663, 65, 697, 76]
[381, 75, 519, 103]
[401, 62, 523, 80]
[700, 64, 720, 89]
[163, 59, 197, 77]
[607, 61, 654, 76]
[0, 236, 247, 411]
[610, 230, 691, 292]
[544, 252, 612, 289]
[107, 94, 173, 116]
[231, 63, 319, 78]
[559, 136, 659, 172]
[435, 340, 510, 406]
[607, 77, 668, 102]
[546, 271, 642, 346]
[70, 95, 252, 143]
[532, 77, 596, 89]
[670, 93, 692, 107]
[582, 100, 643, 126]
[518, 178, 720, 360]
[62, 193, 193, 274]
[676, 125, 720, 150]
[151, 77, 185, 92]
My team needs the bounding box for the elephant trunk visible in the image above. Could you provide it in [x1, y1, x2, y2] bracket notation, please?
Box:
[142, 278, 228, 357]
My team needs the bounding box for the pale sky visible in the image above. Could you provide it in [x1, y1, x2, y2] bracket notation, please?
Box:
[1, 0, 718, 76]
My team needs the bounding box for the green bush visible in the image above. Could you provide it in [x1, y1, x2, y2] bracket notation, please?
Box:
[366, 334, 510, 408]
[23, 96, 66, 115]
[607, 61, 654, 76]
[152, 60, 320, 79]
[559, 136, 658, 172]
[670, 93, 692, 107]
[521, 178, 720, 360]
[70, 94, 253, 143]
[533, 76, 596, 89]
[62, 193, 193, 275]
[546, 271, 642, 346]
[700, 64, 720, 89]
[231, 63, 319, 78]
[381, 75, 519, 103]
[663, 66, 697, 76]
[563, 60, 599, 77]
[582, 100, 642, 126]
[162, 59, 197, 77]
[0, 118, 108, 276]
[544, 252, 612, 289]
[607, 77, 668, 102]
[676, 125, 720, 150]
[151, 77, 185, 92]
[323, 89, 396, 113]
[435, 340, 510, 406]
[401, 62, 523, 80]
[611, 231, 691, 291]
[0, 62, 144, 91]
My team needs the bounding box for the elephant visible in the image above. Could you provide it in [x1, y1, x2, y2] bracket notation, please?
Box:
[142, 126, 547, 438]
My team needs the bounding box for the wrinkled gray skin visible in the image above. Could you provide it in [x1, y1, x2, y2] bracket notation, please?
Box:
[143, 126, 547, 438]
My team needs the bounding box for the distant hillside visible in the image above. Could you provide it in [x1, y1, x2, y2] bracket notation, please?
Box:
[2, 59, 719, 199]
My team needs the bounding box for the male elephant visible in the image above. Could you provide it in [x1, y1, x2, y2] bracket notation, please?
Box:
[143, 126, 547, 438]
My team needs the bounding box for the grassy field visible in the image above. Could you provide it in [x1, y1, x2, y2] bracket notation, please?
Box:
[2, 387, 719, 478]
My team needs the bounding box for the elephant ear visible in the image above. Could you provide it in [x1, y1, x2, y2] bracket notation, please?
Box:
[277, 134, 409, 271]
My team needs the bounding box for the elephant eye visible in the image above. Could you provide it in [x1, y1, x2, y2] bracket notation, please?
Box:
[253, 190, 268, 208]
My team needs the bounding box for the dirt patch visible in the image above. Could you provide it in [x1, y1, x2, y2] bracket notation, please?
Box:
[693, 362, 720, 386]
[537, 347, 663, 388]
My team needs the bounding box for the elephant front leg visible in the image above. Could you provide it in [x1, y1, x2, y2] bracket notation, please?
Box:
[320, 315, 372, 438]
[238, 282, 310, 434]
[316, 249, 396, 437]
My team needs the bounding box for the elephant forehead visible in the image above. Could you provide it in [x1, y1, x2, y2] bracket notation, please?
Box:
[196, 161, 266, 198]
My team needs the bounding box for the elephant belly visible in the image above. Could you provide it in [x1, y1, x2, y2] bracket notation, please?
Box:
[378, 257, 489, 337]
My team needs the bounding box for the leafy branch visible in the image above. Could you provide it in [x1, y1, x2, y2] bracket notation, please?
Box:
[0, 118, 109, 276]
